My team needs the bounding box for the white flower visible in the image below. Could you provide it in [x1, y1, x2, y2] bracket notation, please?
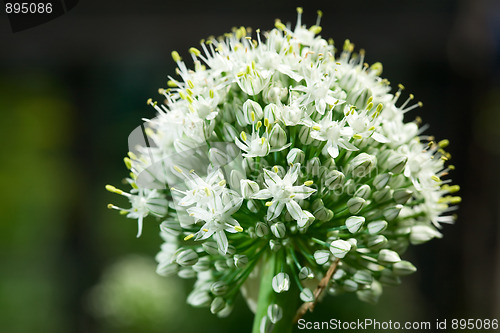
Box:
[292, 64, 341, 115]
[344, 105, 389, 143]
[172, 168, 226, 207]
[310, 112, 357, 158]
[106, 187, 168, 238]
[187, 190, 243, 254]
[253, 164, 315, 224]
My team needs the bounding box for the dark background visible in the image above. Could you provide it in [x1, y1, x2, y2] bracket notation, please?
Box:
[1, 0, 499, 332]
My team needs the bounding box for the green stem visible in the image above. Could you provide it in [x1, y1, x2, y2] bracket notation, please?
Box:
[251, 251, 299, 333]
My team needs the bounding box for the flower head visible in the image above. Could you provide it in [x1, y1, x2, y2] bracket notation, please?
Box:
[107, 8, 459, 328]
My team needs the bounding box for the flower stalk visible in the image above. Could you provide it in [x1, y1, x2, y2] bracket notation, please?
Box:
[252, 251, 299, 333]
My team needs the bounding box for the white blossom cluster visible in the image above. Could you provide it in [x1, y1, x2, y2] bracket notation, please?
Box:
[107, 9, 459, 328]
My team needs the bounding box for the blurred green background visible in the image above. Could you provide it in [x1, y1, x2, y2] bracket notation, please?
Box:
[1, 0, 499, 332]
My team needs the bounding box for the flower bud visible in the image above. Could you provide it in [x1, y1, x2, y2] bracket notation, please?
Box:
[272, 272, 290, 293]
[307, 157, 321, 177]
[343, 279, 359, 292]
[156, 262, 178, 277]
[357, 280, 382, 304]
[269, 239, 281, 252]
[247, 200, 259, 213]
[353, 270, 373, 285]
[221, 257, 234, 269]
[240, 179, 259, 198]
[345, 216, 365, 233]
[298, 210, 315, 229]
[187, 289, 212, 307]
[202, 241, 219, 256]
[263, 82, 287, 103]
[298, 125, 315, 144]
[312, 198, 324, 211]
[209, 148, 229, 167]
[354, 184, 371, 199]
[160, 220, 182, 236]
[378, 249, 401, 264]
[210, 297, 226, 314]
[255, 222, 269, 237]
[299, 267, 314, 280]
[300, 288, 315, 302]
[234, 254, 248, 268]
[263, 103, 278, 123]
[229, 169, 244, 191]
[373, 173, 391, 190]
[348, 153, 377, 178]
[367, 220, 388, 234]
[330, 239, 352, 258]
[211, 281, 228, 296]
[193, 256, 210, 272]
[314, 250, 331, 265]
[243, 99, 263, 123]
[366, 235, 387, 249]
[393, 188, 413, 204]
[383, 204, 403, 221]
[347, 197, 366, 214]
[214, 259, 228, 272]
[373, 186, 393, 203]
[314, 206, 334, 221]
[176, 249, 198, 266]
[235, 107, 248, 127]
[178, 267, 196, 279]
[260, 317, 274, 333]
[267, 304, 283, 324]
[392, 260, 417, 276]
[325, 170, 345, 190]
[333, 269, 346, 280]
[287, 148, 305, 165]
[269, 123, 287, 147]
[271, 222, 286, 238]
[346, 237, 358, 250]
[386, 153, 407, 174]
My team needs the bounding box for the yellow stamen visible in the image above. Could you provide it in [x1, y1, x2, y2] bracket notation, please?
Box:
[123, 157, 132, 169]
[105, 185, 122, 195]
[189, 47, 201, 56]
[184, 234, 194, 241]
[171, 51, 181, 62]
[438, 139, 449, 148]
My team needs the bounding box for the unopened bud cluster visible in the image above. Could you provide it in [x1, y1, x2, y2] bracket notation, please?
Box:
[107, 9, 459, 327]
